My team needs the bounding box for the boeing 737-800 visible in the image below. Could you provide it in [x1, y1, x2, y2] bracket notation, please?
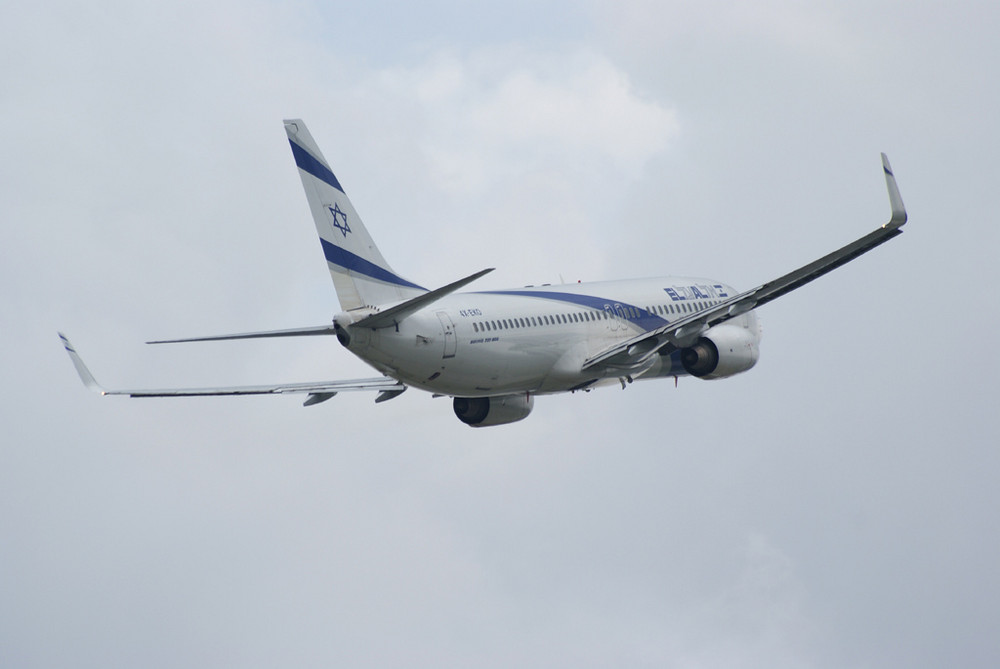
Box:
[61, 119, 908, 427]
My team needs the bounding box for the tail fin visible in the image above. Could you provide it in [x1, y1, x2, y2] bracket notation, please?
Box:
[284, 119, 426, 310]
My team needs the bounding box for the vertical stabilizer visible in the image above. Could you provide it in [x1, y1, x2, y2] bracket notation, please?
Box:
[284, 119, 426, 310]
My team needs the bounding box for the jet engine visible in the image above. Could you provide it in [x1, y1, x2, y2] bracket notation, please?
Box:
[453, 394, 534, 427]
[680, 325, 759, 380]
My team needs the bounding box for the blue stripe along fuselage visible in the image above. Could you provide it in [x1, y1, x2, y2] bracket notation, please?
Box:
[480, 290, 669, 330]
[321, 239, 427, 291]
[289, 139, 345, 193]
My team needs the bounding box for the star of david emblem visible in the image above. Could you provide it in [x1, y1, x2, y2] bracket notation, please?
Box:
[327, 203, 351, 237]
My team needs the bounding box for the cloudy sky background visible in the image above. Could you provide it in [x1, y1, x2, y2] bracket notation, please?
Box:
[3, 1, 999, 666]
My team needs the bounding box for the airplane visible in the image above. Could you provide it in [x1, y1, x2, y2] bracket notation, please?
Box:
[61, 119, 908, 427]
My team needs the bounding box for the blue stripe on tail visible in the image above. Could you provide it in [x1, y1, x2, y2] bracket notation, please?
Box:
[289, 140, 345, 193]
[321, 239, 426, 291]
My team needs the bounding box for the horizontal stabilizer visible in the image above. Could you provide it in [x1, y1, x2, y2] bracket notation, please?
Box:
[148, 324, 337, 345]
[354, 268, 494, 329]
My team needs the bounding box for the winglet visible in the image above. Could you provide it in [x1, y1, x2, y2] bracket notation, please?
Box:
[58, 333, 106, 394]
[881, 153, 907, 229]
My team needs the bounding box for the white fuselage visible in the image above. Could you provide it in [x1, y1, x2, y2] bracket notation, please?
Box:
[340, 276, 762, 397]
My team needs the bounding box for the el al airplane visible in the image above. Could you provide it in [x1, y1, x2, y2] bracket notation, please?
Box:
[61, 119, 908, 427]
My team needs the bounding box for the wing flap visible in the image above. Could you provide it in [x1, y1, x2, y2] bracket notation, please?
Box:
[117, 377, 404, 398]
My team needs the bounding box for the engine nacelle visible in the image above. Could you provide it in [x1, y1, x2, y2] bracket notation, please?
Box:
[453, 394, 534, 427]
[333, 321, 351, 347]
[680, 325, 759, 380]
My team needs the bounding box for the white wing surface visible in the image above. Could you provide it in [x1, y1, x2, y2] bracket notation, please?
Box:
[59, 333, 405, 405]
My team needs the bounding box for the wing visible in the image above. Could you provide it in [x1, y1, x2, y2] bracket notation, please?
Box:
[583, 153, 908, 372]
[59, 333, 406, 406]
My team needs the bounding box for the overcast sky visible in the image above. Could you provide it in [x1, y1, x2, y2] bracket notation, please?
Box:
[3, 1, 999, 667]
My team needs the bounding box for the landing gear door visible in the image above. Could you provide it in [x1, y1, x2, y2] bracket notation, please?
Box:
[436, 311, 457, 359]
